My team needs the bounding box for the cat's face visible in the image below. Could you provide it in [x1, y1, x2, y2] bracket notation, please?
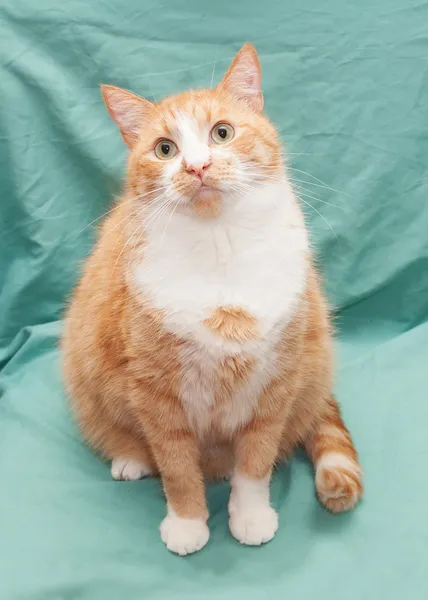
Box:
[102, 43, 281, 218]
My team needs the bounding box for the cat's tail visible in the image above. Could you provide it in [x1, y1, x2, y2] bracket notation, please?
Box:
[305, 396, 363, 513]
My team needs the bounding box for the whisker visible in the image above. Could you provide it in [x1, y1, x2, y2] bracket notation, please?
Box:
[291, 176, 348, 196]
[94, 188, 173, 247]
[65, 185, 171, 242]
[292, 185, 347, 212]
[109, 189, 171, 284]
[228, 184, 248, 198]
[132, 57, 232, 81]
[147, 75, 159, 103]
[109, 220, 145, 286]
[125, 196, 176, 274]
[236, 167, 348, 213]
[298, 197, 338, 240]
[243, 173, 280, 183]
[230, 182, 254, 195]
[160, 200, 179, 247]
[63, 201, 126, 242]
[102, 193, 170, 241]
[209, 46, 218, 89]
[137, 192, 172, 231]
[285, 152, 316, 157]
[289, 167, 346, 196]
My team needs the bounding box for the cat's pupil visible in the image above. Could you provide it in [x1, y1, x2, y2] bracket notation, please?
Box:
[161, 143, 170, 155]
[218, 127, 227, 139]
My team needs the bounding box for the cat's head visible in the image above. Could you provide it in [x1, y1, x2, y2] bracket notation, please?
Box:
[102, 43, 282, 218]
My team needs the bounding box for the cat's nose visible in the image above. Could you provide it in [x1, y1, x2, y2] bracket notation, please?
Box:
[185, 160, 211, 180]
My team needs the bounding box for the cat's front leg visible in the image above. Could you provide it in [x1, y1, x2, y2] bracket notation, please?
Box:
[132, 390, 209, 556]
[158, 436, 209, 556]
[229, 416, 285, 546]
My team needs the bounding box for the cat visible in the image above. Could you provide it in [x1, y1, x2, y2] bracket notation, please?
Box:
[62, 43, 363, 556]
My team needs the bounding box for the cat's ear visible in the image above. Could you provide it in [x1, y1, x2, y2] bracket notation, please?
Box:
[218, 43, 263, 112]
[101, 85, 154, 148]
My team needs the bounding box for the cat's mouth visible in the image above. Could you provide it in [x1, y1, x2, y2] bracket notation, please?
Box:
[191, 182, 218, 199]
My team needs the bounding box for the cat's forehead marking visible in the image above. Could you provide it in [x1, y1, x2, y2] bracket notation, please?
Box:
[174, 111, 199, 144]
[174, 110, 210, 167]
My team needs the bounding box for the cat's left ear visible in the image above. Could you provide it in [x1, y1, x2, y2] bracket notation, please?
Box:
[101, 85, 154, 148]
[218, 43, 263, 112]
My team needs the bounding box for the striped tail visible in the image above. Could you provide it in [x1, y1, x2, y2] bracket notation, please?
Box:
[305, 397, 363, 513]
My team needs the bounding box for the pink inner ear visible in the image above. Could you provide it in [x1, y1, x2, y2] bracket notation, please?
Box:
[116, 104, 134, 128]
[238, 62, 260, 95]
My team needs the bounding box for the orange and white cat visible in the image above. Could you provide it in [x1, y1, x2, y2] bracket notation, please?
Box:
[62, 43, 363, 556]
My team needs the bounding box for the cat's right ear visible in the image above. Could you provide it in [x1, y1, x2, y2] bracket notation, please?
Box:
[218, 43, 263, 112]
[101, 85, 154, 149]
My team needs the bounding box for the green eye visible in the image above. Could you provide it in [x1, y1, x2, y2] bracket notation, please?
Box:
[154, 139, 178, 160]
[211, 123, 234, 144]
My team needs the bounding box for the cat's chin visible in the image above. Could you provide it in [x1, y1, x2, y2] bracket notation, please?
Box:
[191, 189, 223, 219]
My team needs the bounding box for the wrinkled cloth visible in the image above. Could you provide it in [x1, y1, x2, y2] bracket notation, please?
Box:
[0, 1, 427, 598]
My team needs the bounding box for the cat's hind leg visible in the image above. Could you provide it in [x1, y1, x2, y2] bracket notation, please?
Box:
[105, 429, 157, 481]
[304, 396, 363, 513]
[75, 400, 157, 481]
[111, 456, 152, 481]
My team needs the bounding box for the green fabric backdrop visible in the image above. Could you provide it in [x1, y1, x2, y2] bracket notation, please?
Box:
[1, 1, 427, 598]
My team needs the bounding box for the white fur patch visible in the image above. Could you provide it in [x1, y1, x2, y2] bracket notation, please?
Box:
[229, 472, 278, 545]
[111, 458, 151, 481]
[160, 507, 209, 556]
[218, 345, 279, 435]
[135, 181, 307, 346]
[175, 112, 211, 170]
[178, 343, 216, 435]
[134, 179, 308, 436]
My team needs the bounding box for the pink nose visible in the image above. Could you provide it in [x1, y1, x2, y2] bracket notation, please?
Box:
[185, 161, 211, 179]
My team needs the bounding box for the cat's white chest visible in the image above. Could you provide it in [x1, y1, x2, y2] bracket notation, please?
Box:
[134, 182, 308, 351]
[132, 182, 309, 435]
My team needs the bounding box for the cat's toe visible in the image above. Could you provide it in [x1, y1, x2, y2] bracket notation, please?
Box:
[111, 458, 152, 481]
[160, 514, 209, 556]
[316, 452, 363, 513]
[229, 506, 278, 546]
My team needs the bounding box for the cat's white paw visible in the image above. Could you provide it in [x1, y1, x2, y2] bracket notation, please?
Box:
[229, 506, 278, 546]
[111, 458, 151, 481]
[160, 514, 209, 556]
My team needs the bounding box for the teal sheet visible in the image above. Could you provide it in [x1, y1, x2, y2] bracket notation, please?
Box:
[1, 1, 427, 598]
